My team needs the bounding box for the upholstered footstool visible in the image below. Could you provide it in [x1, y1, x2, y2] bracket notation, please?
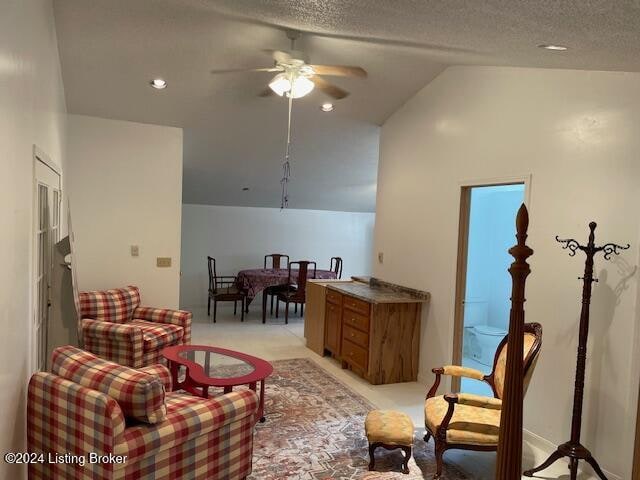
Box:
[365, 409, 414, 474]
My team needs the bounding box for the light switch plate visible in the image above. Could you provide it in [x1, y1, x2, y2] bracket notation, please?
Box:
[157, 257, 172, 268]
[130, 245, 139, 257]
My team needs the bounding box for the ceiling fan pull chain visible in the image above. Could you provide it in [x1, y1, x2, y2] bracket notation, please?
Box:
[280, 94, 294, 209]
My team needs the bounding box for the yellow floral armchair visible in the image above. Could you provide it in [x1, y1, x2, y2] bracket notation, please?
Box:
[424, 322, 542, 479]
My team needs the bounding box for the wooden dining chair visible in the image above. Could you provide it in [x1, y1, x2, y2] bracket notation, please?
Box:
[330, 257, 343, 279]
[207, 256, 246, 323]
[264, 253, 290, 315]
[275, 260, 316, 324]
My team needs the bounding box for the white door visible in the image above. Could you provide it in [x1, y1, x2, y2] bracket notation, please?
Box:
[34, 153, 62, 372]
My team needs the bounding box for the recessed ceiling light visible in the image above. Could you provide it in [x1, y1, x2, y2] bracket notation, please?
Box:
[538, 44, 568, 51]
[150, 78, 167, 89]
[320, 103, 334, 112]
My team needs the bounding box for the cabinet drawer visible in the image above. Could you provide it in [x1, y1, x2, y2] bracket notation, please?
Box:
[343, 295, 370, 316]
[343, 324, 369, 349]
[341, 339, 368, 370]
[343, 310, 370, 333]
[326, 290, 342, 305]
[325, 300, 340, 316]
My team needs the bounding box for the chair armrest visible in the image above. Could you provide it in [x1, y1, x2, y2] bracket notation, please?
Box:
[81, 319, 144, 367]
[207, 389, 259, 428]
[426, 365, 488, 399]
[28, 372, 126, 453]
[139, 364, 172, 391]
[441, 365, 485, 380]
[133, 307, 192, 345]
[445, 393, 502, 410]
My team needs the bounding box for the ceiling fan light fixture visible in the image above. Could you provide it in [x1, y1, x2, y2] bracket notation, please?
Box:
[269, 73, 291, 96]
[287, 75, 314, 99]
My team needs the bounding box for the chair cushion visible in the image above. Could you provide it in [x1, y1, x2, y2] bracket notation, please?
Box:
[79, 286, 141, 324]
[365, 410, 414, 446]
[130, 319, 184, 351]
[51, 346, 167, 424]
[424, 395, 500, 446]
[114, 390, 259, 462]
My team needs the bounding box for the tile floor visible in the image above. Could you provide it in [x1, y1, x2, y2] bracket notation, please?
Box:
[191, 302, 597, 480]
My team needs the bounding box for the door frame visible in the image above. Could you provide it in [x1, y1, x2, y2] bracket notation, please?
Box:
[634, 381, 640, 479]
[31, 145, 62, 374]
[451, 174, 531, 392]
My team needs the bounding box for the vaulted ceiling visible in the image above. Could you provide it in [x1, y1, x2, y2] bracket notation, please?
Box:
[53, 0, 640, 212]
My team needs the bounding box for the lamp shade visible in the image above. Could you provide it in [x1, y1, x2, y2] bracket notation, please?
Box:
[269, 73, 291, 96]
[288, 75, 314, 98]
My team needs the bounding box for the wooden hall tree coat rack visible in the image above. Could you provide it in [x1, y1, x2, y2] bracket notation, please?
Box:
[523, 222, 630, 480]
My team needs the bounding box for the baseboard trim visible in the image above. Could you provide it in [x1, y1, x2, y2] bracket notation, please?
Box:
[523, 429, 621, 480]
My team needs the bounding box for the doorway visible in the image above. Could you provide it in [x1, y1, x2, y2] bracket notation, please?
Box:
[33, 148, 62, 372]
[453, 182, 526, 395]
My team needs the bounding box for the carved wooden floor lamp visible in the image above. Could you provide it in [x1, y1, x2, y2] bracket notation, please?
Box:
[523, 222, 630, 480]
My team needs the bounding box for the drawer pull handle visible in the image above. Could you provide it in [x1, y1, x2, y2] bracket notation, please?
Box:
[350, 333, 355, 337]
[349, 352, 354, 356]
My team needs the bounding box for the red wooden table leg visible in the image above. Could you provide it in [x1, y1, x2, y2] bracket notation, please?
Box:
[257, 380, 266, 423]
[169, 361, 179, 391]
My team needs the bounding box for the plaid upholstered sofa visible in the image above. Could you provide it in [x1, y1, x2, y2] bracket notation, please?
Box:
[79, 285, 192, 367]
[28, 346, 258, 480]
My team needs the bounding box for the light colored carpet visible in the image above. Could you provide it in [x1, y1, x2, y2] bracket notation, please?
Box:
[244, 358, 470, 479]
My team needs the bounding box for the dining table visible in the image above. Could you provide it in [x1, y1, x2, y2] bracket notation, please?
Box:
[236, 268, 337, 322]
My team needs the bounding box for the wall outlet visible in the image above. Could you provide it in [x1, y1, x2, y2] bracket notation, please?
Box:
[130, 245, 139, 257]
[378, 252, 384, 263]
[157, 257, 172, 268]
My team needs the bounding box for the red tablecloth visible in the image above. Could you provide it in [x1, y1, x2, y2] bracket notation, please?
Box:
[237, 268, 337, 300]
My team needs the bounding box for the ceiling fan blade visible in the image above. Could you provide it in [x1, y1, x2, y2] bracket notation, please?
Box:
[262, 49, 292, 64]
[311, 76, 349, 99]
[258, 87, 275, 97]
[210, 67, 281, 75]
[310, 65, 367, 78]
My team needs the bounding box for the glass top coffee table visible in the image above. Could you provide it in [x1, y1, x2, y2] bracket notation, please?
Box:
[162, 345, 273, 423]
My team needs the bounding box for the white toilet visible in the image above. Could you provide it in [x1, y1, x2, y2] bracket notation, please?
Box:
[461, 300, 507, 367]
[470, 325, 507, 367]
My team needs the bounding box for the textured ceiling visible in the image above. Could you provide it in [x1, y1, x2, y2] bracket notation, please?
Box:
[53, 0, 640, 212]
[208, 0, 640, 72]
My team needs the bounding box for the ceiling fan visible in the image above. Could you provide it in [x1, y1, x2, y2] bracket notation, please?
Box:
[210, 30, 367, 100]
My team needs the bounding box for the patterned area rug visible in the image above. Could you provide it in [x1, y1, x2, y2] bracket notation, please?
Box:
[241, 358, 470, 480]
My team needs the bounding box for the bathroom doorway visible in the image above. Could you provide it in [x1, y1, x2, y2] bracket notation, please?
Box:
[452, 182, 527, 395]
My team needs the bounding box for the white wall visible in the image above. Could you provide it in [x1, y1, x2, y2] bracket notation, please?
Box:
[0, 1, 67, 478]
[67, 115, 183, 308]
[180, 204, 375, 309]
[374, 66, 640, 477]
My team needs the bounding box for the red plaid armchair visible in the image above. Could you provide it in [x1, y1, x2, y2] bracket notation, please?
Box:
[28, 346, 258, 480]
[79, 286, 192, 368]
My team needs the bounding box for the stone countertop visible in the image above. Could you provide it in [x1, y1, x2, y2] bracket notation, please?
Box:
[326, 277, 430, 304]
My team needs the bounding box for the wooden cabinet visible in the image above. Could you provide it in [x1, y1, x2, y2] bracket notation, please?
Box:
[304, 280, 353, 355]
[323, 289, 423, 385]
[306, 278, 429, 385]
[324, 294, 342, 355]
